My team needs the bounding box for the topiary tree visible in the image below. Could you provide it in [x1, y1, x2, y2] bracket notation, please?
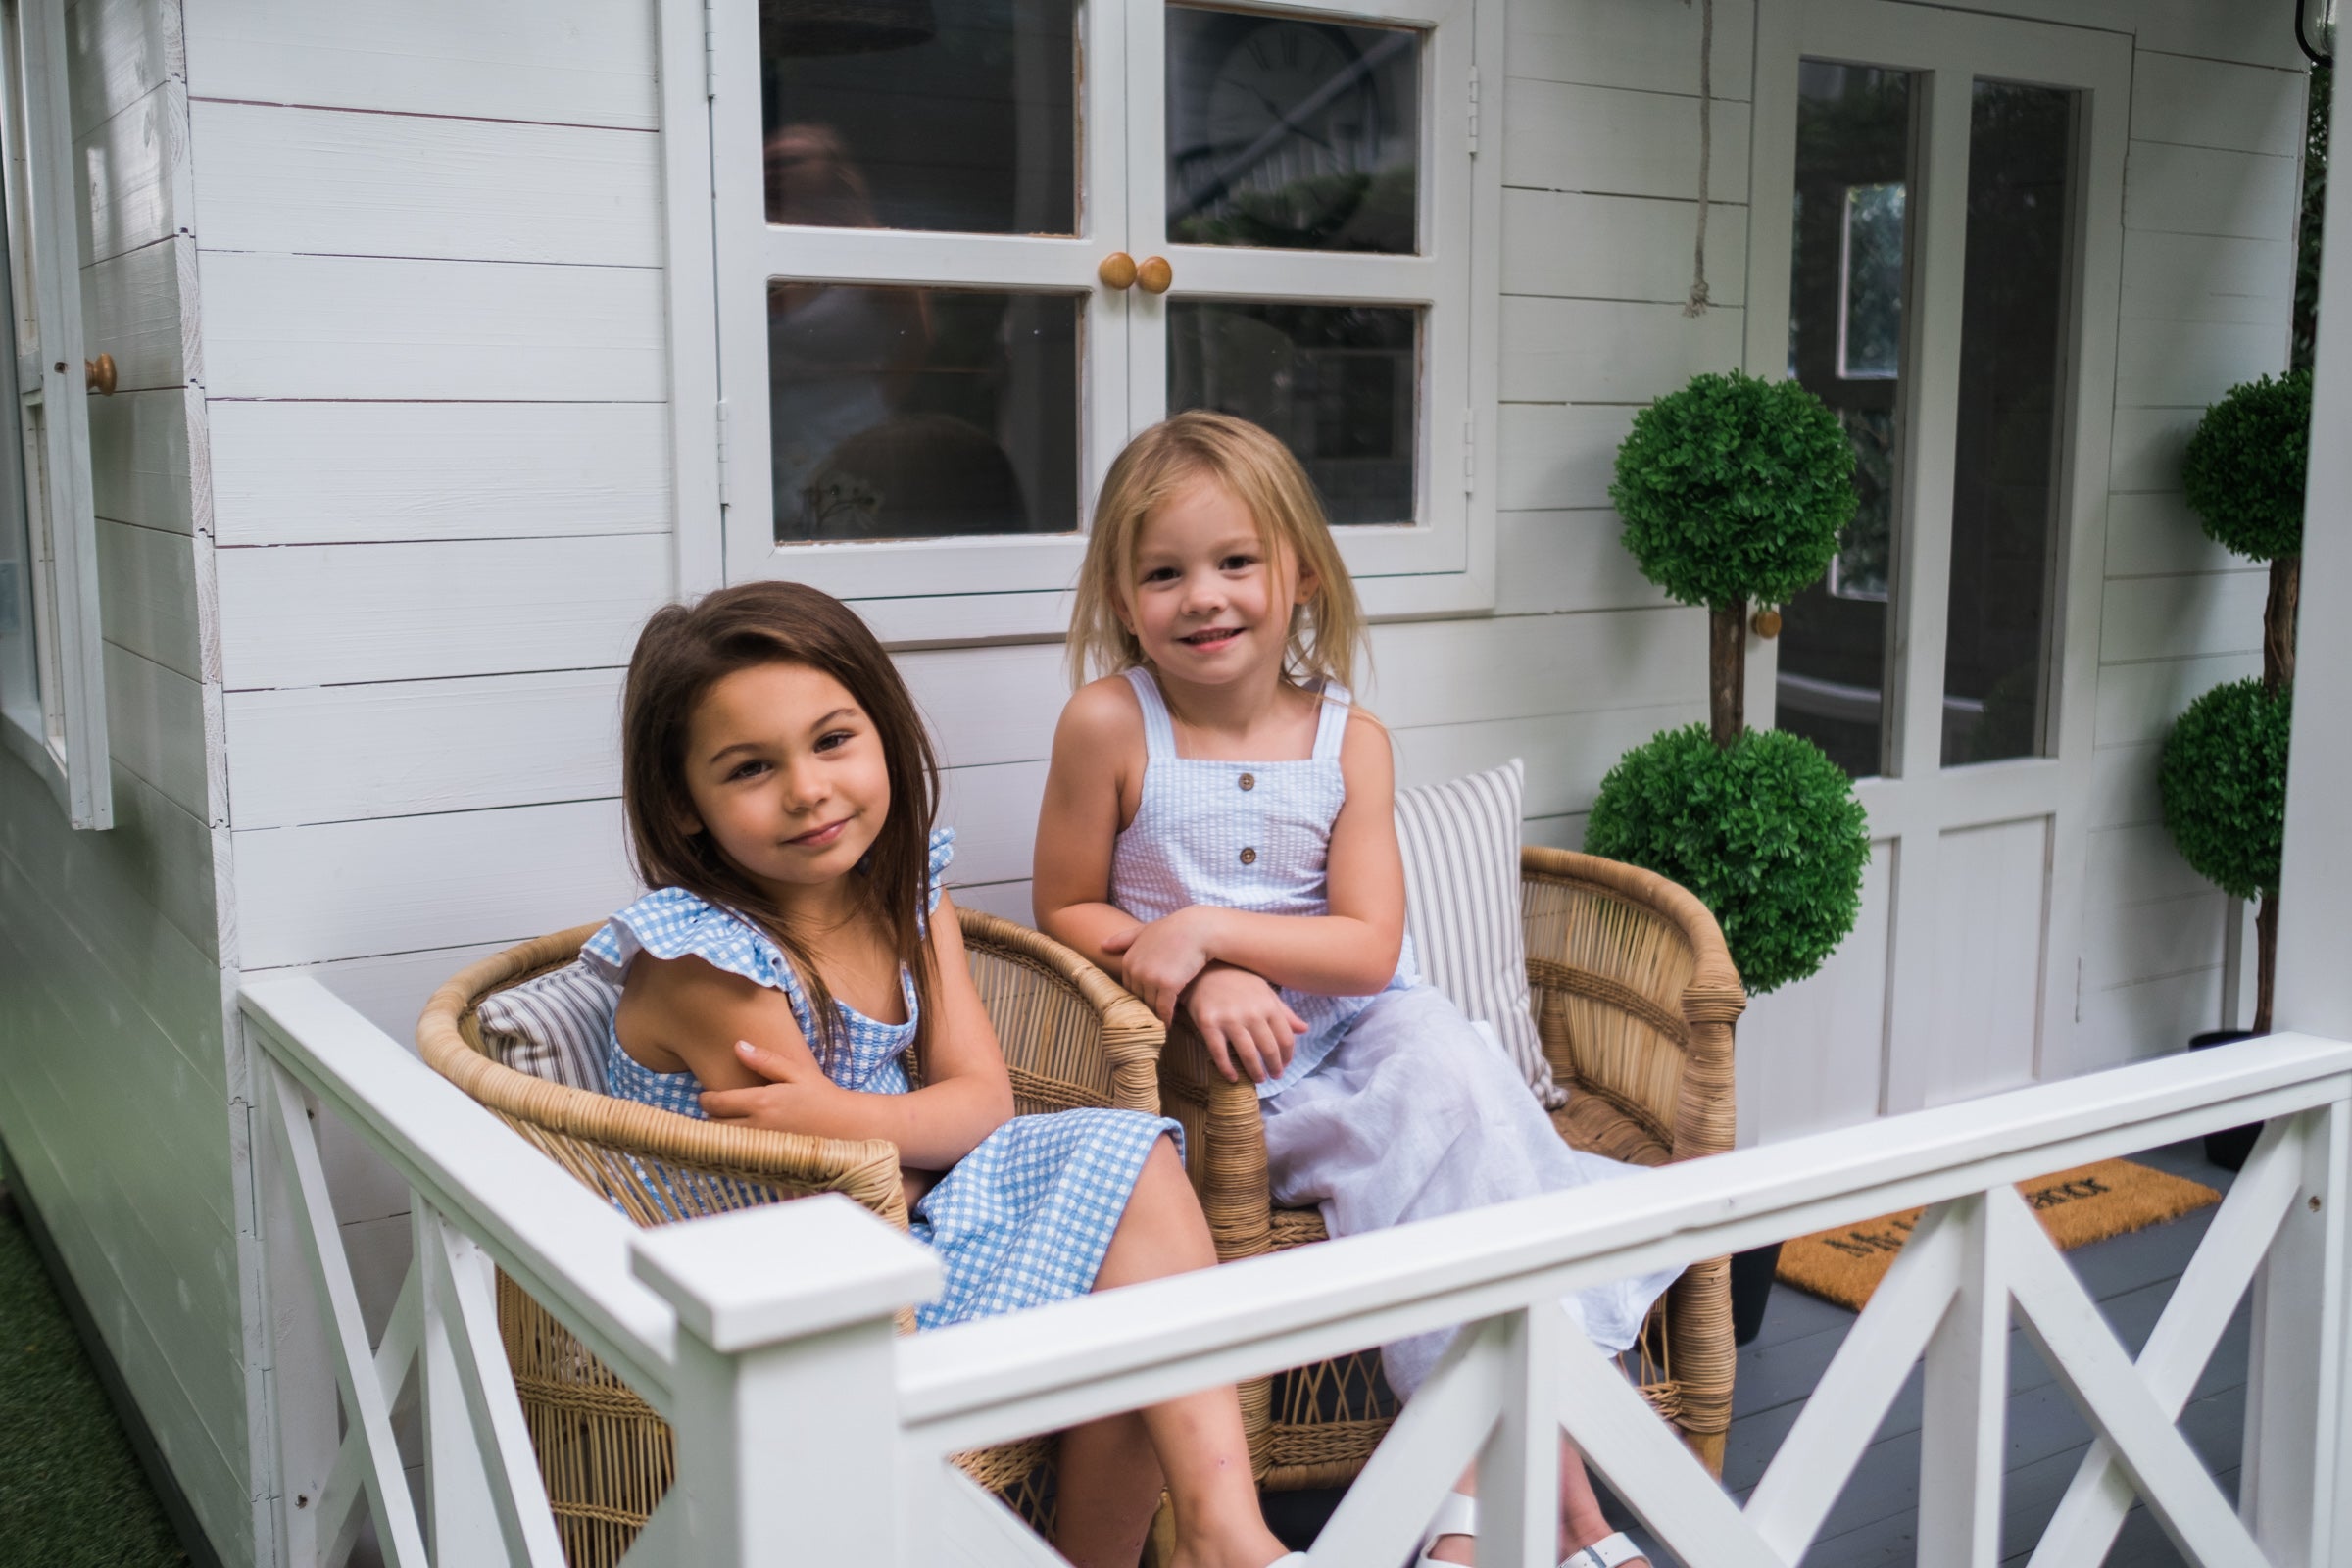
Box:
[2161, 679, 2293, 1032]
[1587, 725, 1871, 995]
[2181, 368, 2310, 691]
[1610, 368, 1858, 748]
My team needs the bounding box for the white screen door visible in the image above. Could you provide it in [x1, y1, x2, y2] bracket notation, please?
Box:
[1742, 0, 2129, 1131]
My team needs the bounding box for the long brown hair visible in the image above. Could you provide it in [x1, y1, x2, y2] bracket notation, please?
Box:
[620, 581, 940, 1067]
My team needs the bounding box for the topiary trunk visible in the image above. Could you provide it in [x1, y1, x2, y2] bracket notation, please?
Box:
[2253, 555, 2295, 1033]
[1709, 599, 1745, 749]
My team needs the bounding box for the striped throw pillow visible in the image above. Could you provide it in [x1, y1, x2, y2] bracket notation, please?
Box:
[1396, 759, 1563, 1107]
[474, 959, 615, 1093]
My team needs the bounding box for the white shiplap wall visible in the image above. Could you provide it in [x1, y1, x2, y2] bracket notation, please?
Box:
[0, 0, 252, 1559]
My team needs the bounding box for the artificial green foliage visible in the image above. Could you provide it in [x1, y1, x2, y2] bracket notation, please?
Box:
[2181, 370, 2312, 563]
[2160, 678, 2292, 902]
[1586, 724, 1870, 995]
[1609, 369, 1859, 610]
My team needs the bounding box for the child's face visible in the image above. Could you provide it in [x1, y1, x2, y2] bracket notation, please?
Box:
[1123, 477, 1314, 687]
[679, 660, 892, 900]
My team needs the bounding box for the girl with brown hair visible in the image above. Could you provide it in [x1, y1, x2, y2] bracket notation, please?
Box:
[588, 580, 1296, 1568]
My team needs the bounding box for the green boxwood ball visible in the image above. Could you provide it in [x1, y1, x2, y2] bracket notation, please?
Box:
[2181, 369, 2310, 563]
[2160, 678, 2291, 901]
[1609, 368, 1859, 611]
[1585, 724, 1870, 996]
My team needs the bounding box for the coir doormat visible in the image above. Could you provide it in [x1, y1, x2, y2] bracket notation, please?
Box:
[1775, 1158, 2221, 1312]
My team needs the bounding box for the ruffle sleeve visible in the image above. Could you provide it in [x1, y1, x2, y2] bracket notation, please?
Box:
[579, 886, 811, 1018]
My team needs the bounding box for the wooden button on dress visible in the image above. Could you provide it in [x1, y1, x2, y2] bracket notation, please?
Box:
[1239, 772, 1255, 791]
[1239, 847, 1258, 865]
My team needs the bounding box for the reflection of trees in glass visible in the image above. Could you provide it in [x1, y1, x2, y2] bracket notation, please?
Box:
[1169, 166, 1413, 252]
[1830, 408, 1893, 599]
[1840, 183, 1905, 377]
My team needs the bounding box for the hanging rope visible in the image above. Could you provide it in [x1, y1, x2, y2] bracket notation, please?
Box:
[1685, 0, 1714, 317]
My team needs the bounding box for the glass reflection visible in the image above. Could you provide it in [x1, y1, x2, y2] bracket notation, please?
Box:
[1168, 302, 1416, 524]
[1941, 81, 2076, 766]
[769, 283, 1078, 543]
[1777, 62, 1914, 780]
[761, 0, 1076, 236]
[1166, 7, 1419, 254]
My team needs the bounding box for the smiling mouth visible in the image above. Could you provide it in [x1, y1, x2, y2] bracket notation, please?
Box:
[788, 817, 851, 848]
[1180, 626, 1244, 648]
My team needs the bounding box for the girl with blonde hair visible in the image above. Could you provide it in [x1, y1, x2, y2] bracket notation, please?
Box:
[1037, 412, 1671, 1568]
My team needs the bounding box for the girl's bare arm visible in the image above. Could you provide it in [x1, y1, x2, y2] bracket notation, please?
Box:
[1033, 678, 1149, 974]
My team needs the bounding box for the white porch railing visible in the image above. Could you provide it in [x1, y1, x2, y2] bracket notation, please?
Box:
[242, 971, 2352, 1568]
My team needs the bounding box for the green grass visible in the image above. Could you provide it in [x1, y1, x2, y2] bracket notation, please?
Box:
[0, 1198, 189, 1567]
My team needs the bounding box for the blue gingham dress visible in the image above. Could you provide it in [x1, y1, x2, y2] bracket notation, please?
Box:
[584, 829, 1181, 1332]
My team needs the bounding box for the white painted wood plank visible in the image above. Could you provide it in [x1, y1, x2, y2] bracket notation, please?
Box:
[898, 641, 1068, 772]
[96, 517, 199, 679]
[1924, 817, 2048, 1106]
[197, 252, 664, 402]
[1495, 403, 1636, 513]
[65, 0, 184, 135]
[936, 760, 1049, 889]
[191, 102, 661, 267]
[2115, 318, 2290, 408]
[1494, 510, 1673, 616]
[215, 533, 671, 690]
[1359, 607, 1707, 730]
[88, 386, 192, 532]
[234, 799, 637, 968]
[179, 0, 657, 129]
[2130, 53, 2306, 158]
[1505, 0, 1755, 99]
[943, 879, 1033, 925]
[1390, 700, 1707, 820]
[82, 235, 188, 392]
[1740, 839, 1892, 1146]
[225, 669, 624, 829]
[1500, 189, 1747, 306]
[77, 85, 188, 264]
[209, 400, 669, 547]
[2070, 964, 2220, 1075]
[2098, 569, 2268, 663]
[2108, 405, 2205, 492]
[1519, 811, 1589, 852]
[2103, 489, 2247, 578]
[2121, 229, 2295, 327]
[1499, 297, 1745, 404]
[105, 639, 206, 819]
[2125, 142, 2298, 240]
[2088, 739, 2163, 831]
[281, 942, 512, 1049]
[2082, 889, 2228, 992]
[1501, 79, 1750, 204]
[2093, 650, 2262, 746]
[2087, 821, 2214, 908]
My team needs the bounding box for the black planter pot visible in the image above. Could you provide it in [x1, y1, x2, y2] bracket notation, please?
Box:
[2190, 1029, 2263, 1171]
[1730, 1242, 1782, 1347]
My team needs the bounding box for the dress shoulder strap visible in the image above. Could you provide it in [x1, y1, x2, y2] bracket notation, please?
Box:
[1123, 665, 1178, 759]
[1311, 679, 1352, 761]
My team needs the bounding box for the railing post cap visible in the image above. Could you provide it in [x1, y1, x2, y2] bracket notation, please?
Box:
[631, 1194, 940, 1353]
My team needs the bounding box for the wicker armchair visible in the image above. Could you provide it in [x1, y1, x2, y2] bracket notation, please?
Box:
[416, 906, 1164, 1567]
[1152, 846, 1746, 1484]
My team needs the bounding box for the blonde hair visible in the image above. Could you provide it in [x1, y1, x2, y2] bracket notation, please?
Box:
[1069, 412, 1365, 692]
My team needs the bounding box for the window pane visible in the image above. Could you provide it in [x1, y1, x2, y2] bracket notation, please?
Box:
[1166, 7, 1419, 254]
[769, 285, 1078, 543]
[761, 0, 1075, 236]
[1168, 301, 1416, 524]
[1777, 62, 1914, 780]
[1941, 81, 2076, 766]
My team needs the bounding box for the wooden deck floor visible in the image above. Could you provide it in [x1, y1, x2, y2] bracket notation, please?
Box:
[1611, 1136, 2248, 1567]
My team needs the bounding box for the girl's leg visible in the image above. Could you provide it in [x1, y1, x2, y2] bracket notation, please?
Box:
[1054, 1137, 1286, 1568]
[1423, 1444, 1648, 1566]
[1054, 1412, 1162, 1568]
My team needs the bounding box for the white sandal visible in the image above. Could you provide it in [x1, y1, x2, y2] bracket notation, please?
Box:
[1417, 1492, 1648, 1568]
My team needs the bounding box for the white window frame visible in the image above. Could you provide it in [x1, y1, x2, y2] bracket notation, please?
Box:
[0, 0, 105, 829]
[682, 0, 1501, 643]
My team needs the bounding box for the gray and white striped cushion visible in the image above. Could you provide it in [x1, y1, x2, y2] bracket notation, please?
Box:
[474, 958, 616, 1092]
[1395, 759, 1563, 1107]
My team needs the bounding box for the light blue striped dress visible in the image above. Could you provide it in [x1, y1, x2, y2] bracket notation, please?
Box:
[583, 828, 1181, 1332]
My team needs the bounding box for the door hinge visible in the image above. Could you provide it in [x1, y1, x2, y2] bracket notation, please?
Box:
[1466, 66, 1481, 156]
[1462, 408, 1476, 494]
[703, 0, 720, 99]
[715, 398, 731, 506]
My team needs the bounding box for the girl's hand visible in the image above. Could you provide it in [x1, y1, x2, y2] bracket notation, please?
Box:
[1102, 906, 1223, 1022]
[1184, 964, 1308, 1085]
[698, 1038, 848, 1129]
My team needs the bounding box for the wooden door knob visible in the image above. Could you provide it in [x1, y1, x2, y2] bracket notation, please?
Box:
[1098, 252, 1138, 289]
[83, 352, 115, 396]
[1751, 608, 1783, 639]
[1136, 255, 1173, 294]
